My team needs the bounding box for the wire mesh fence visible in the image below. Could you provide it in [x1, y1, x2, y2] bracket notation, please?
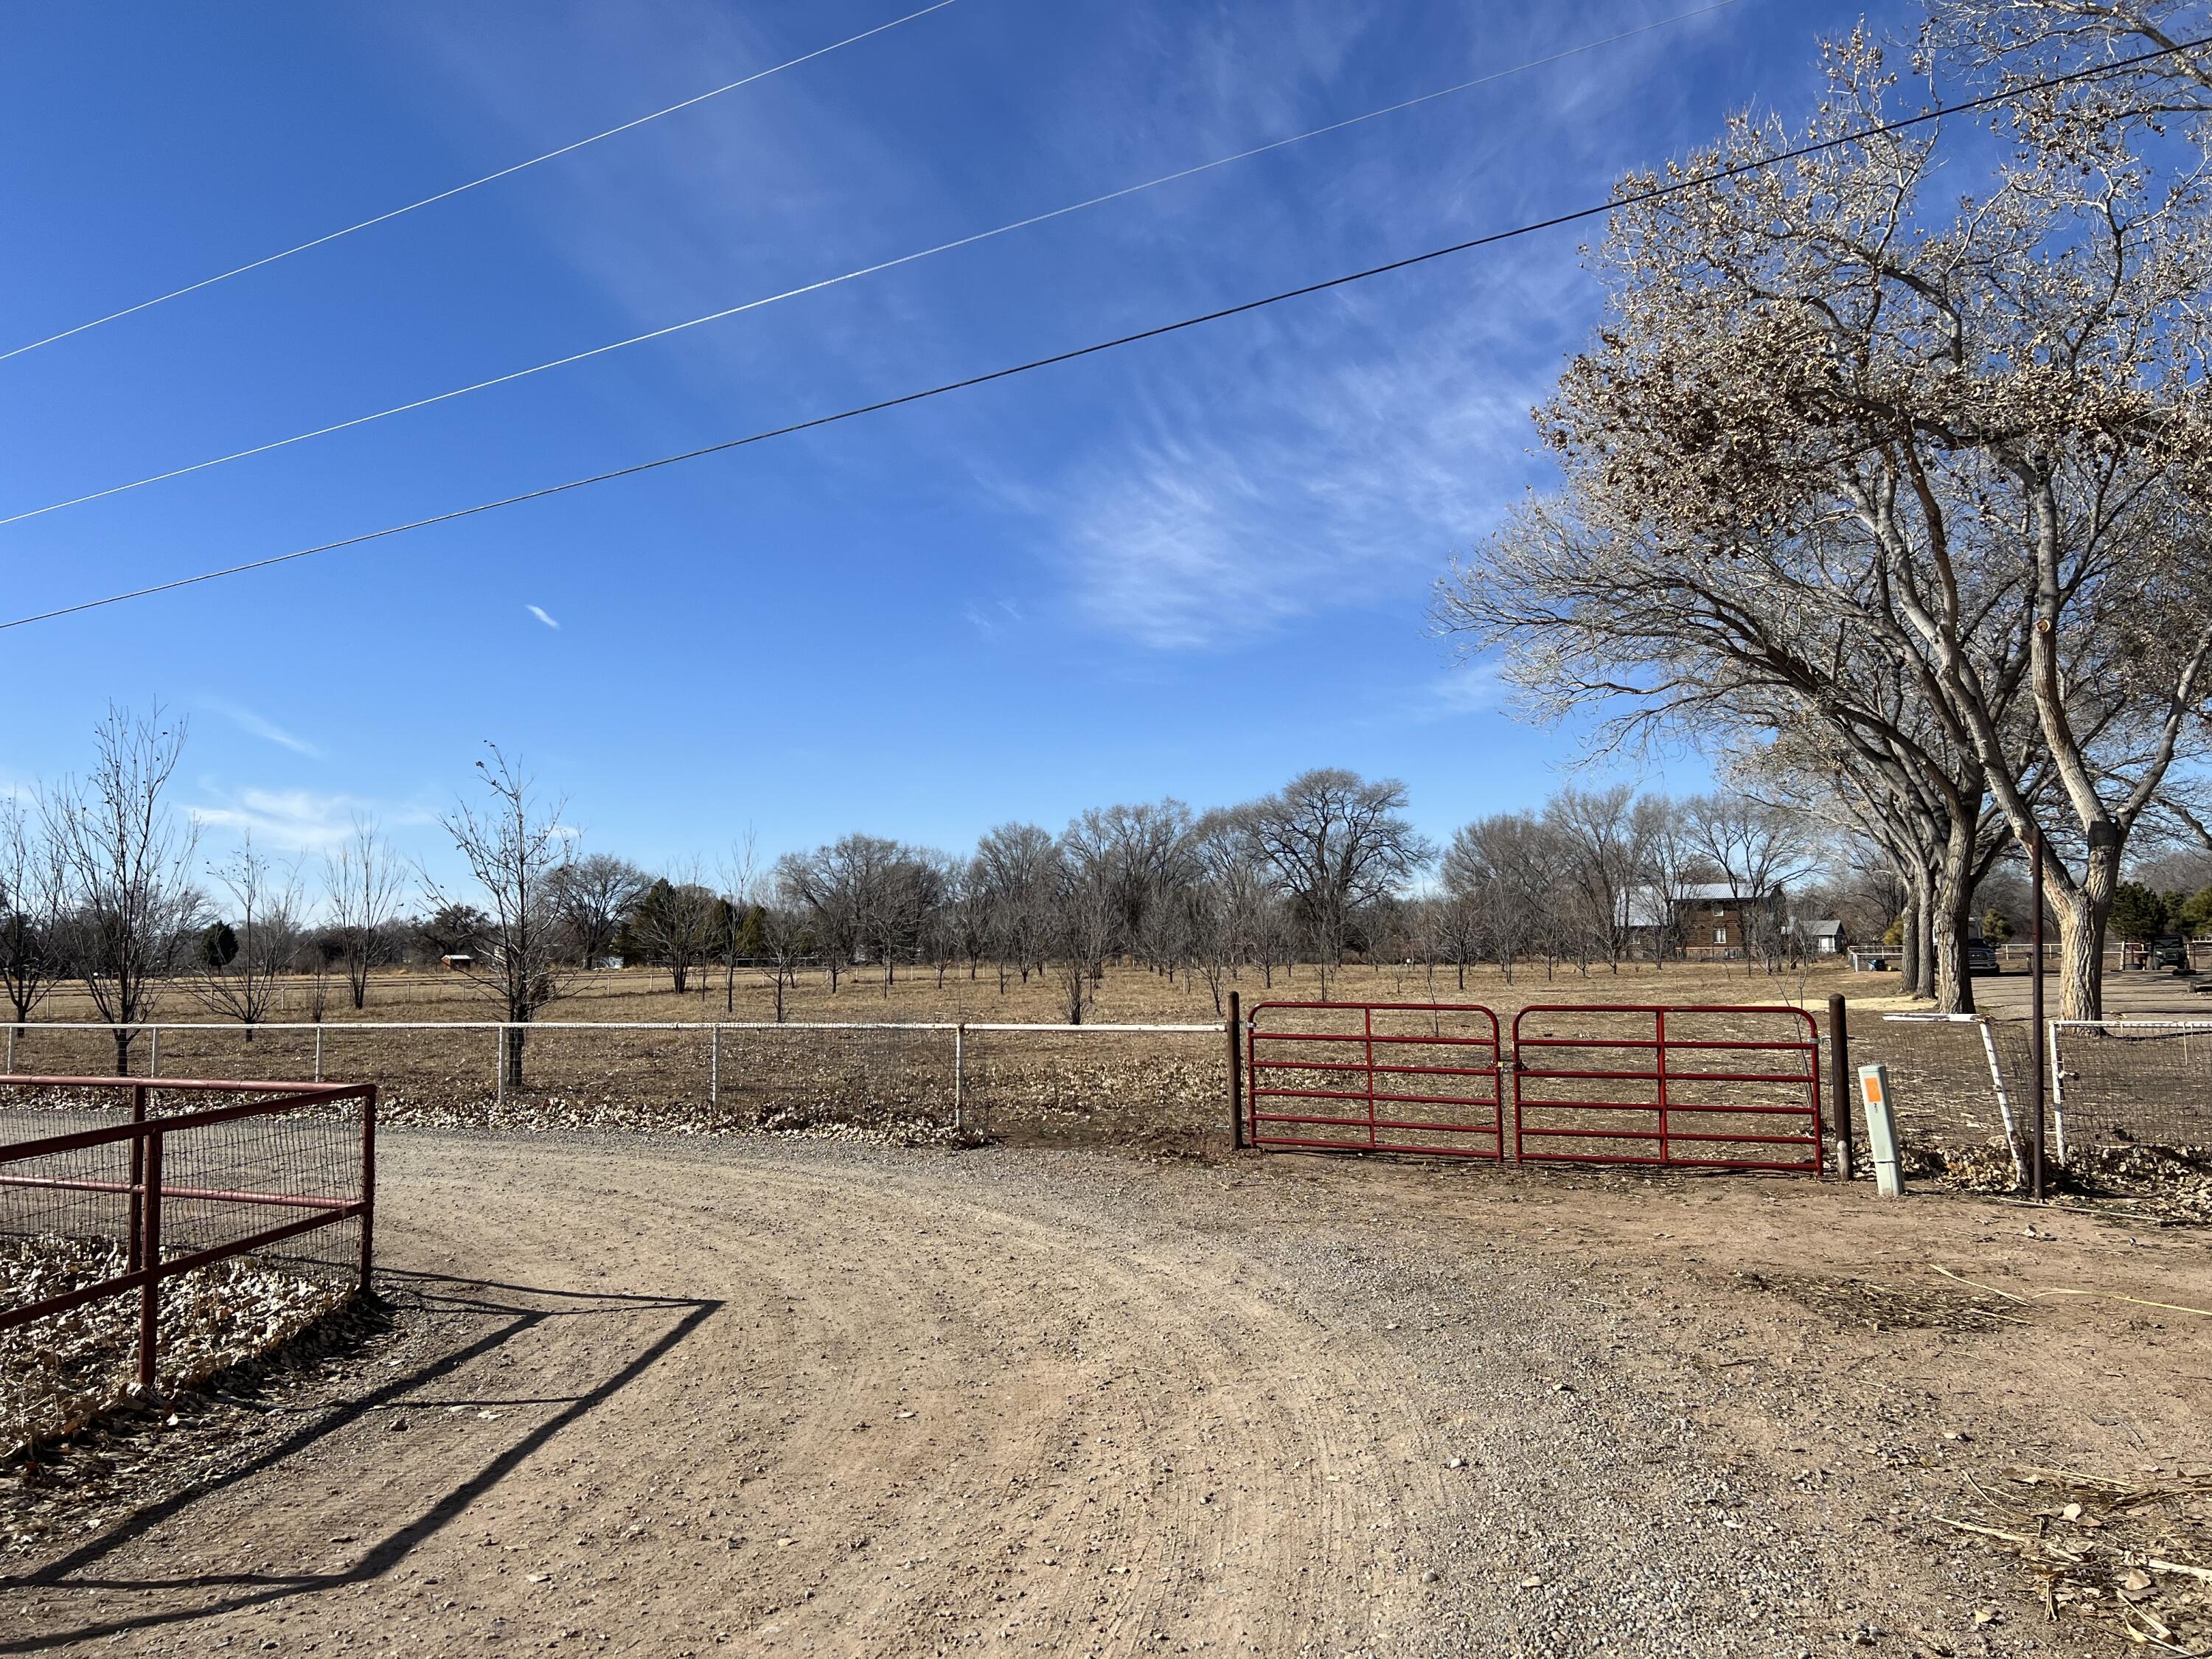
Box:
[1, 1079, 372, 1455]
[4, 1006, 2203, 1200]
[962, 1026, 1225, 1144]
[1832, 1015, 2032, 1189]
[0, 1019, 1233, 1145]
[2049, 1021, 2212, 1198]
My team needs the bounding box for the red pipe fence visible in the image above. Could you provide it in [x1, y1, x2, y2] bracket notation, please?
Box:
[0, 1076, 376, 1389]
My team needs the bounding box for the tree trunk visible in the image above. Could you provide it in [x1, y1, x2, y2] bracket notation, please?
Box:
[2051, 838, 2118, 1020]
[1896, 877, 1926, 1001]
[112, 1026, 133, 1077]
[1930, 830, 1978, 1016]
[504, 1023, 528, 1089]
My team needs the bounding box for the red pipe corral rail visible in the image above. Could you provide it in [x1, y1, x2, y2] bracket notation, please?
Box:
[0, 1074, 377, 1388]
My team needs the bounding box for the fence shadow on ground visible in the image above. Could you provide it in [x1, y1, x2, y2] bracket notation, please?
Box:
[0, 1270, 721, 1652]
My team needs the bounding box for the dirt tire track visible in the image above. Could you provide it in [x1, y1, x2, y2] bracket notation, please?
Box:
[11, 1132, 2205, 1658]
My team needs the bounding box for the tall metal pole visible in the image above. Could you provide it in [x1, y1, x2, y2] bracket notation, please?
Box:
[1826, 993, 1853, 1181]
[358, 1088, 378, 1298]
[1226, 991, 1244, 1150]
[2029, 827, 2047, 1202]
[136, 1130, 164, 1391]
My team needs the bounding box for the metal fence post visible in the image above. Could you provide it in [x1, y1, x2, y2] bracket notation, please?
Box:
[127, 1084, 147, 1273]
[1227, 992, 1244, 1150]
[358, 1088, 377, 1298]
[313, 1025, 324, 1084]
[2030, 828, 2048, 1201]
[5, 1023, 13, 1074]
[1827, 994, 1853, 1180]
[495, 1026, 506, 1106]
[136, 1129, 164, 1391]
[710, 1025, 720, 1119]
[953, 1024, 965, 1133]
[147, 1026, 160, 1079]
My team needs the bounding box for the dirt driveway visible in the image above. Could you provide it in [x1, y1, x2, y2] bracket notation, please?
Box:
[8, 1133, 2209, 1658]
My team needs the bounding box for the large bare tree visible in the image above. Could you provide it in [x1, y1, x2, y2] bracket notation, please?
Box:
[1437, 32, 2212, 1017]
[547, 852, 647, 970]
[1238, 770, 1432, 989]
[43, 705, 203, 1074]
[424, 745, 576, 1090]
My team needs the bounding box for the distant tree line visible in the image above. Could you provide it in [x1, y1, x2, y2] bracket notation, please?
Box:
[21, 706, 2134, 1086]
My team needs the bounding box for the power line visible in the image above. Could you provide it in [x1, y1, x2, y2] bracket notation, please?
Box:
[0, 0, 961, 364]
[2, 33, 2197, 636]
[0, 0, 1745, 532]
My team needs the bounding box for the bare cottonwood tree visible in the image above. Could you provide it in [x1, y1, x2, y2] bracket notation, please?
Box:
[1436, 32, 2212, 1017]
[1049, 838, 1116, 1025]
[547, 852, 647, 969]
[43, 705, 202, 1074]
[425, 745, 575, 1090]
[195, 835, 305, 1034]
[1240, 770, 1432, 990]
[324, 815, 406, 1011]
[0, 798, 61, 1037]
[971, 823, 1059, 992]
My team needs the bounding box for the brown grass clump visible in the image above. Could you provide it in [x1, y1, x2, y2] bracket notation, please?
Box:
[1938, 1465, 2212, 1652]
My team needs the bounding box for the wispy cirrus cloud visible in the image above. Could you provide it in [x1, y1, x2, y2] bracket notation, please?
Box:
[201, 697, 322, 758]
[992, 293, 1559, 648]
[526, 604, 561, 630]
[189, 787, 434, 853]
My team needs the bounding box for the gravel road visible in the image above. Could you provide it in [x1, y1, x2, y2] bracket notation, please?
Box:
[7, 1131, 2208, 1657]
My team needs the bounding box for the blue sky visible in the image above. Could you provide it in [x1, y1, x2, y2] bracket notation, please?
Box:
[1, 0, 1919, 883]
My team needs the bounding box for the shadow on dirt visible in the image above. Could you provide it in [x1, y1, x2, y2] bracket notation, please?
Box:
[0, 1269, 720, 1652]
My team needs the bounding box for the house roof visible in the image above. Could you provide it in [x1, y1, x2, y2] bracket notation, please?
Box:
[1617, 883, 1781, 928]
[1806, 919, 1844, 939]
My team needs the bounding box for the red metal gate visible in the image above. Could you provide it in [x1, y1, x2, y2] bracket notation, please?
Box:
[1511, 1004, 1823, 1173]
[1245, 1001, 1502, 1158]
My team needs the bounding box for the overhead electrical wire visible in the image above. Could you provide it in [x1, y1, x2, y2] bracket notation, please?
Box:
[0, 0, 961, 364]
[0, 0, 1746, 532]
[3, 32, 2196, 636]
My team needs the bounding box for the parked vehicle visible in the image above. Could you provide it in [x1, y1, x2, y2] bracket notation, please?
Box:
[1966, 942, 2000, 975]
[2150, 936, 2188, 970]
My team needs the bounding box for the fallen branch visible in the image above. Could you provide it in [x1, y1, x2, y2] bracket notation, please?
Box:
[1929, 1266, 2212, 1321]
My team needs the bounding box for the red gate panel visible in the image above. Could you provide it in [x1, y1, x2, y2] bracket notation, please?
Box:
[1512, 1004, 1823, 1173]
[1246, 1001, 1502, 1158]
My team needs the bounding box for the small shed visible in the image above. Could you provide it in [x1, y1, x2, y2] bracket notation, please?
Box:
[1804, 919, 1846, 956]
[439, 953, 475, 971]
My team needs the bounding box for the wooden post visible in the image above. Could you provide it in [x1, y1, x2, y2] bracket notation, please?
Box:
[136, 1130, 164, 1391]
[2029, 827, 2047, 1201]
[1826, 994, 1853, 1181]
[1227, 991, 1245, 1150]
